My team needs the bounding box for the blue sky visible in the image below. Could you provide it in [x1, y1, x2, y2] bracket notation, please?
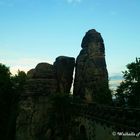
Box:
[0, 0, 140, 81]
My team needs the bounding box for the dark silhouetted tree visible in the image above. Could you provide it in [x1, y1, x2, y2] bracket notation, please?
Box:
[8, 70, 27, 140]
[116, 58, 140, 107]
[0, 63, 27, 140]
[0, 63, 12, 140]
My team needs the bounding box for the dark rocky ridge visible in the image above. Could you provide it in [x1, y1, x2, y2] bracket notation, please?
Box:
[16, 56, 75, 139]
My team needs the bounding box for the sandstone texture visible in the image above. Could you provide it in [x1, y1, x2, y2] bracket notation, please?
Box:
[73, 29, 110, 103]
[25, 63, 58, 96]
[16, 57, 75, 140]
[16, 62, 58, 140]
[33, 63, 55, 79]
[54, 56, 75, 93]
[16, 96, 51, 140]
[16, 29, 111, 140]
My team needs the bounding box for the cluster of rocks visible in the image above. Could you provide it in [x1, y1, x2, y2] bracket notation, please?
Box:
[16, 29, 111, 139]
[23, 29, 109, 99]
[16, 56, 75, 140]
[24, 56, 75, 96]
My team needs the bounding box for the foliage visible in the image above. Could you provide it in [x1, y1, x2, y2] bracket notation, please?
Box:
[0, 63, 27, 140]
[0, 63, 12, 94]
[115, 58, 140, 107]
[11, 70, 27, 94]
[95, 80, 112, 105]
[8, 70, 27, 140]
[0, 63, 13, 139]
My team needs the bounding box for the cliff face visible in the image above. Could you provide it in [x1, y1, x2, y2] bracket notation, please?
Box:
[16, 57, 75, 140]
[16, 63, 56, 140]
[15, 29, 111, 140]
[73, 29, 110, 103]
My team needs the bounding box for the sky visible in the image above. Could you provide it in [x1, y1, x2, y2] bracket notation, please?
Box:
[0, 0, 140, 87]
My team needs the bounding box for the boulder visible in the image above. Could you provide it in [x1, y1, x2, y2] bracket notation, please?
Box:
[24, 62, 57, 96]
[54, 56, 75, 93]
[27, 69, 35, 78]
[33, 63, 55, 79]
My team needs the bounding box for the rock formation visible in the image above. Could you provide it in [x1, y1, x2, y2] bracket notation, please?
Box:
[25, 62, 58, 96]
[33, 63, 55, 79]
[27, 68, 35, 79]
[15, 29, 112, 140]
[54, 56, 75, 93]
[16, 57, 75, 140]
[73, 29, 111, 103]
[25, 58, 75, 95]
[16, 62, 58, 140]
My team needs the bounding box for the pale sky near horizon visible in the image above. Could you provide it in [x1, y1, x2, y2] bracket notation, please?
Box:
[0, 0, 140, 78]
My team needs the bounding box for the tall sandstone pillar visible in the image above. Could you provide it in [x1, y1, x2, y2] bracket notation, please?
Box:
[73, 29, 111, 103]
